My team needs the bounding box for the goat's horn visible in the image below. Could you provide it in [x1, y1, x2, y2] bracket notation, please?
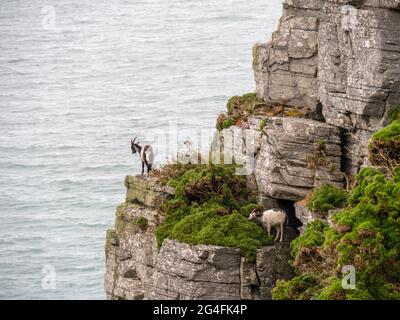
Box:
[132, 137, 137, 144]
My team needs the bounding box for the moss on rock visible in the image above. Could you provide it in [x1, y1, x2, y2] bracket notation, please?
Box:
[115, 203, 141, 236]
[388, 105, 400, 124]
[155, 164, 272, 261]
[291, 220, 329, 258]
[226, 93, 264, 116]
[372, 120, 400, 141]
[259, 119, 267, 131]
[273, 275, 320, 300]
[136, 216, 148, 231]
[306, 184, 348, 215]
[273, 167, 400, 300]
[369, 120, 400, 170]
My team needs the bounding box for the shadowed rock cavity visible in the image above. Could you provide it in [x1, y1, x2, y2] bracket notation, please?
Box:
[278, 199, 302, 236]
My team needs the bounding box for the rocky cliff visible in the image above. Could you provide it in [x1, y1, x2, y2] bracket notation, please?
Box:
[105, 176, 296, 300]
[104, 0, 400, 300]
[253, 0, 400, 176]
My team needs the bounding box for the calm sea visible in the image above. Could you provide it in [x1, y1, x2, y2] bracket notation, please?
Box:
[0, 0, 281, 299]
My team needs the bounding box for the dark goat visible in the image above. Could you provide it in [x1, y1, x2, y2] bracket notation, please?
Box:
[131, 137, 154, 175]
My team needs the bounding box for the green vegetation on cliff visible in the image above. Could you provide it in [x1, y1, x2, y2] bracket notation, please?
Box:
[226, 92, 264, 117]
[369, 120, 400, 172]
[216, 93, 266, 131]
[135, 216, 148, 231]
[273, 167, 400, 300]
[259, 118, 267, 131]
[216, 92, 307, 132]
[388, 105, 400, 124]
[273, 118, 400, 300]
[155, 164, 272, 261]
[306, 185, 348, 215]
[372, 120, 400, 141]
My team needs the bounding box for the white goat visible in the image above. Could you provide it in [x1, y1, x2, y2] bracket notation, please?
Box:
[248, 208, 288, 242]
[131, 137, 154, 175]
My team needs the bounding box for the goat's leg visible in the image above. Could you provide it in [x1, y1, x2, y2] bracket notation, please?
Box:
[280, 223, 284, 242]
[141, 162, 145, 175]
[267, 224, 271, 237]
[274, 227, 280, 241]
[147, 163, 152, 174]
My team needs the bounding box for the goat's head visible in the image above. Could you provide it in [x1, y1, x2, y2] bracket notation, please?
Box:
[248, 208, 262, 221]
[131, 137, 141, 154]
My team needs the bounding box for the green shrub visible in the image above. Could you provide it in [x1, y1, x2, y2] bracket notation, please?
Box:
[155, 164, 272, 261]
[272, 275, 320, 300]
[274, 167, 400, 300]
[136, 216, 148, 230]
[259, 119, 267, 131]
[372, 120, 400, 141]
[313, 277, 347, 300]
[226, 93, 265, 119]
[368, 120, 400, 170]
[306, 185, 348, 214]
[291, 220, 329, 257]
[215, 113, 228, 132]
[221, 118, 234, 130]
[307, 140, 330, 169]
[388, 105, 400, 124]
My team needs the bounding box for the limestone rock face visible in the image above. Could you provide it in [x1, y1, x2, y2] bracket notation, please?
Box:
[125, 175, 174, 207]
[253, 14, 319, 110]
[318, 2, 400, 131]
[294, 201, 337, 234]
[148, 240, 242, 300]
[342, 129, 373, 176]
[219, 117, 263, 166]
[254, 0, 400, 174]
[105, 0, 400, 301]
[255, 117, 343, 201]
[105, 176, 295, 300]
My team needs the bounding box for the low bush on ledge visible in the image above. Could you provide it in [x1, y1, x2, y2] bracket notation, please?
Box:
[388, 105, 400, 124]
[369, 120, 400, 172]
[273, 167, 400, 300]
[154, 164, 272, 261]
[216, 92, 308, 132]
[226, 93, 264, 117]
[135, 216, 148, 231]
[306, 184, 349, 215]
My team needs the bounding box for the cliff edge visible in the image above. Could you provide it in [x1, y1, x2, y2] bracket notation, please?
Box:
[104, 0, 400, 300]
[105, 176, 295, 300]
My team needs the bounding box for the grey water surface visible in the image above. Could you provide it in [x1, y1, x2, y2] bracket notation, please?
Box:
[0, 0, 281, 299]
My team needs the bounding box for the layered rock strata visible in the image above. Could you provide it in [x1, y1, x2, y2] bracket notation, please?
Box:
[105, 176, 296, 300]
[253, 0, 400, 175]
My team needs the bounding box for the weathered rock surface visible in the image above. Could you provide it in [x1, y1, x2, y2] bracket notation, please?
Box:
[218, 116, 344, 202]
[253, 0, 400, 175]
[105, 0, 400, 301]
[294, 201, 336, 234]
[218, 117, 263, 166]
[253, 15, 319, 110]
[105, 176, 295, 300]
[255, 117, 343, 201]
[342, 129, 373, 176]
[125, 175, 174, 207]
